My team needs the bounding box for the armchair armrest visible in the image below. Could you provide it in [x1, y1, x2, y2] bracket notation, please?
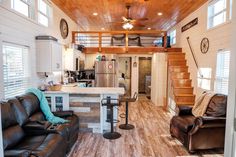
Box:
[53, 110, 74, 117]
[176, 106, 193, 116]
[4, 150, 31, 157]
[195, 116, 226, 128]
[23, 121, 51, 135]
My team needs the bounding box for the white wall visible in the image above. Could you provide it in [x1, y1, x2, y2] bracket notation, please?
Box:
[0, 1, 78, 97]
[169, 1, 232, 98]
[151, 53, 167, 106]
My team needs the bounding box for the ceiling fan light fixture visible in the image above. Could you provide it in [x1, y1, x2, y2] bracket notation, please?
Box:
[122, 22, 133, 30]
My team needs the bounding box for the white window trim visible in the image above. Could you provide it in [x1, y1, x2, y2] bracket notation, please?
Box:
[207, 0, 231, 29]
[5, 0, 52, 27]
[11, 0, 32, 17]
[37, 0, 51, 27]
[2, 41, 31, 99]
[214, 50, 230, 94]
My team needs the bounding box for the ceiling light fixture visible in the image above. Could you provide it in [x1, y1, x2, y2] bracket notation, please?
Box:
[101, 27, 105, 30]
[147, 27, 151, 30]
[122, 23, 133, 30]
[157, 12, 163, 16]
[93, 12, 98, 16]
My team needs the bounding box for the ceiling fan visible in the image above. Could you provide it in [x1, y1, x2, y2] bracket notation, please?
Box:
[112, 4, 148, 30]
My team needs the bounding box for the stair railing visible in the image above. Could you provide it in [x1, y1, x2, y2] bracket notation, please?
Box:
[186, 37, 203, 78]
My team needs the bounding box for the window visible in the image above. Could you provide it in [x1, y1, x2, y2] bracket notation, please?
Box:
[2, 43, 31, 99]
[170, 29, 176, 45]
[11, 0, 30, 17]
[197, 68, 212, 90]
[208, 0, 227, 29]
[214, 50, 230, 94]
[11, 0, 35, 19]
[38, 0, 50, 27]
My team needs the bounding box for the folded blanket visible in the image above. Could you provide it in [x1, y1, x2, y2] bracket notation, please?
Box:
[26, 88, 69, 124]
[192, 91, 216, 117]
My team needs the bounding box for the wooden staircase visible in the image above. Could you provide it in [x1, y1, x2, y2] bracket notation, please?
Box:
[167, 52, 195, 107]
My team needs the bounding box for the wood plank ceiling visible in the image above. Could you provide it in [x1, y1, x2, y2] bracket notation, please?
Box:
[52, 0, 207, 31]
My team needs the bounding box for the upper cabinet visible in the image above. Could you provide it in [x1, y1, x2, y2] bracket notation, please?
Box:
[36, 36, 62, 73]
[64, 48, 85, 71]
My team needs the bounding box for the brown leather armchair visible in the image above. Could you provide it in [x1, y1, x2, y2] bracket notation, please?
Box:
[170, 94, 227, 153]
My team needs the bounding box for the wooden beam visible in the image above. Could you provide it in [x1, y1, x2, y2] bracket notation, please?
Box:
[73, 30, 166, 35]
[83, 47, 182, 54]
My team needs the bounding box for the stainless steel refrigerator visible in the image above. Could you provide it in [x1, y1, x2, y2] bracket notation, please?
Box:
[95, 61, 117, 87]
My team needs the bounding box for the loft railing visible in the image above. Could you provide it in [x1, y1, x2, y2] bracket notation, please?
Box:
[71, 30, 173, 53]
[186, 37, 203, 78]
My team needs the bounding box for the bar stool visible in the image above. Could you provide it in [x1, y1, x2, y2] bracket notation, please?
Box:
[101, 96, 121, 140]
[119, 93, 137, 130]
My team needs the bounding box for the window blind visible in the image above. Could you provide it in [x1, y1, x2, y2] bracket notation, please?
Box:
[3, 43, 31, 99]
[215, 51, 230, 94]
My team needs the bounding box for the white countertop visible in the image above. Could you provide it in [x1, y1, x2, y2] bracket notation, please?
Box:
[45, 86, 125, 95]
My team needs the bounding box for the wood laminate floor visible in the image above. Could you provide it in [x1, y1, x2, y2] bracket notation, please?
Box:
[68, 96, 224, 157]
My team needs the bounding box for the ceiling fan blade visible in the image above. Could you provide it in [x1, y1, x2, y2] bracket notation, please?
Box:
[131, 21, 145, 27]
[122, 16, 128, 22]
[135, 17, 149, 21]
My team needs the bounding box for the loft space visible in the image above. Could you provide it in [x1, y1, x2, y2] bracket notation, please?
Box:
[0, 0, 235, 157]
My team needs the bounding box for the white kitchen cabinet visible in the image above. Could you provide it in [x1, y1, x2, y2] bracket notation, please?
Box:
[36, 40, 62, 73]
[45, 93, 69, 112]
[64, 48, 83, 71]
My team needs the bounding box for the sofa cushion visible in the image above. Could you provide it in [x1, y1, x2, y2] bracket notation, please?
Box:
[15, 135, 48, 150]
[1, 102, 25, 150]
[3, 125, 25, 150]
[1, 102, 17, 129]
[30, 112, 45, 121]
[17, 93, 40, 117]
[171, 115, 196, 133]
[31, 134, 67, 157]
[205, 94, 227, 117]
[8, 98, 29, 126]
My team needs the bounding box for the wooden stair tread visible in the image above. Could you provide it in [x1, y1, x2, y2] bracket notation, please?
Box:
[174, 87, 193, 89]
[167, 52, 183, 55]
[175, 94, 195, 97]
[176, 101, 194, 105]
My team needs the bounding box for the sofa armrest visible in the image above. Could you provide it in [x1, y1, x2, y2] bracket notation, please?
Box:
[53, 110, 74, 117]
[23, 121, 51, 135]
[195, 116, 226, 128]
[4, 150, 31, 157]
[176, 106, 193, 116]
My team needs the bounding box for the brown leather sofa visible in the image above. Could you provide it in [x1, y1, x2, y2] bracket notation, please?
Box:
[170, 94, 227, 153]
[2, 93, 80, 157]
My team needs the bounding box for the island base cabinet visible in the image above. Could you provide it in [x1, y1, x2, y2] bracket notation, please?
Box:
[45, 93, 69, 112]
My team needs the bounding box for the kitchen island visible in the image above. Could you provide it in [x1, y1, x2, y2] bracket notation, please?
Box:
[44, 85, 125, 133]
